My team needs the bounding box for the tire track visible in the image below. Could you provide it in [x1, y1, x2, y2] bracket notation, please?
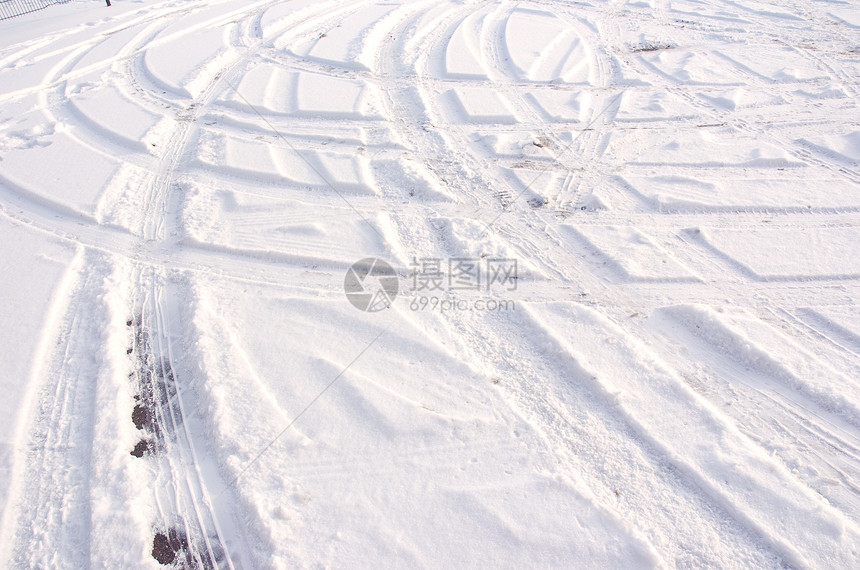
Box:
[10, 250, 108, 568]
[3, 0, 860, 566]
[129, 270, 234, 569]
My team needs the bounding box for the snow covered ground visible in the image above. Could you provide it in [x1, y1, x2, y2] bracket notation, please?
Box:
[0, 0, 859, 567]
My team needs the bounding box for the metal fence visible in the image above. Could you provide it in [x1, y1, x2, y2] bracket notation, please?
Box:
[0, 0, 72, 21]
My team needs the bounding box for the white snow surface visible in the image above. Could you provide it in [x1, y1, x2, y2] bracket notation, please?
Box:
[0, 0, 859, 568]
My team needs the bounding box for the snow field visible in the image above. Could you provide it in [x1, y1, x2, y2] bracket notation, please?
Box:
[0, 0, 858, 568]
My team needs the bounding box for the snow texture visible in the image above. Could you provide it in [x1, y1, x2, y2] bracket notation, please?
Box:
[0, 0, 859, 568]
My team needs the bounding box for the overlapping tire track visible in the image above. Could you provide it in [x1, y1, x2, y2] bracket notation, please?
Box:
[129, 269, 233, 568]
[9, 250, 106, 569]
[2, 0, 859, 567]
[1, 1, 302, 566]
[373, 0, 860, 565]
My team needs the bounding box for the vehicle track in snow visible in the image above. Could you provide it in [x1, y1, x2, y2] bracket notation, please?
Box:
[128, 270, 233, 569]
[1, 0, 859, 567]
[0, 0, 294, 566]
